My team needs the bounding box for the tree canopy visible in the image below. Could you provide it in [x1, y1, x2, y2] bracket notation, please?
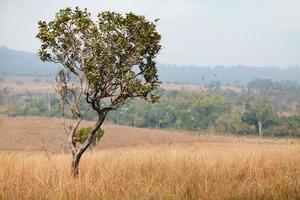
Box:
[37, 8, 161, 108]
[242, 96, 277, 136]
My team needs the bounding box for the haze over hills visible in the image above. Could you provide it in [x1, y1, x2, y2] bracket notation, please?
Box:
[1, 46, 300, 85]
[0, 46, 59, 75]
[159, 64, 300, 85]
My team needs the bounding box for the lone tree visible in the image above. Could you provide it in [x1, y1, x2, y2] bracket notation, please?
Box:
[242, 96, 277, 136]
[36, 7, 161, 177]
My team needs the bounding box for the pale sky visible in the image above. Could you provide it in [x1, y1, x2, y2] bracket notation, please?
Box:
[1, 0, 300, 67]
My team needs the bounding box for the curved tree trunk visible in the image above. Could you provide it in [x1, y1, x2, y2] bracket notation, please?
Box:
[70, 114, 107, 178]
[71, 153, 82, 177]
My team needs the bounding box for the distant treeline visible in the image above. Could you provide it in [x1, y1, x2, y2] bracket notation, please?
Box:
[159, 64, 300, 85]
[1, 78, 300, 137]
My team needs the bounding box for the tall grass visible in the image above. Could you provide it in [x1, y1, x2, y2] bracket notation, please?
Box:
[0, 144, 299, 200]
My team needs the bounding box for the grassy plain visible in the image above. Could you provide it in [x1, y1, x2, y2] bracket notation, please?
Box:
[0, 75, 242, 94]
[0, 117, 299, 199]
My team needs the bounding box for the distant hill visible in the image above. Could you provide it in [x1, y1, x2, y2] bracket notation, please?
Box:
[0, 46, 58, 75]
[1, 46, 299, 84]
[159, 64, 300, 85]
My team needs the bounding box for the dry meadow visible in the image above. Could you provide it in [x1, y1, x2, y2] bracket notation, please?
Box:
[0, 117, 299, 200]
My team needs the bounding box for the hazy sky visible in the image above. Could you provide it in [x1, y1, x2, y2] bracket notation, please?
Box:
[1, 0, 300, 67]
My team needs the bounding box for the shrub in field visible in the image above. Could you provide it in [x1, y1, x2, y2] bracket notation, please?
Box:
[74, 127, 104, 148]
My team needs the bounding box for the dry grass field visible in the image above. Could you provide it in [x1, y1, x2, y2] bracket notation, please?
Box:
[0, 75, 242, 94]
[0, 116, 204, 151]
[0, 116, 300, 199]
[0, 76, 53, 94]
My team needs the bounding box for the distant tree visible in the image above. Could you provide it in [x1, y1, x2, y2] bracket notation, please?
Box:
[207, 80, 221, 91]
[242, 96, 277, 136]
[36, 7, 161, 177]
[271, 115, 300, 137]
[248, 79, 273, 91]
[248, 79, 300, 92]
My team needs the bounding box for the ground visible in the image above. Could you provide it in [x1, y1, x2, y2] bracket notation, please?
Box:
[0, 116, 299, 200]
[0, 116, 296, 151]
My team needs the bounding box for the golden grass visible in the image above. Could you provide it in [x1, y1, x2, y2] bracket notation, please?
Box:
[0, 117, 300, 199]
[0, 116, 298, 152]
[0, 143, 299, 200]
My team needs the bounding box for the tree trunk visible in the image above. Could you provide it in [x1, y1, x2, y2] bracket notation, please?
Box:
[47, 91, 51, 111]
[89, 134, 97, 151]
[71, 154, 81, 178]
[258, 121, 263, 136]
[69, 113, 107, 177]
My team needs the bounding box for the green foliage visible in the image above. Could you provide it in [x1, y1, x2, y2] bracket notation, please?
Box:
[247, 79, 300, 113]
[36, 7, 161, 105]
[263, 126, 291, 137]
[4, 81, 300, 138]
[231, 121, 256, 135]
[215, 111, 256, 135]
[242, 96, 277, 134]
[74, 127, 104, 144]
[13, 98, 48, 116]
[267, 115, 300, 137]
[108, 89, 231, 131]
